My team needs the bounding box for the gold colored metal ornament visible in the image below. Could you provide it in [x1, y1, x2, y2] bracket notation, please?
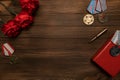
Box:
[83, 14, 94, 25]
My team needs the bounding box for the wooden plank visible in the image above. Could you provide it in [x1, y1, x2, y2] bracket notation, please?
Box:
[0, 13, 120, 27]
[13, 27, 120, 38]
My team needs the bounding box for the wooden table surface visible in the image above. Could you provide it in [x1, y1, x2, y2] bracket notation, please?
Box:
[0, 0, 120, 80]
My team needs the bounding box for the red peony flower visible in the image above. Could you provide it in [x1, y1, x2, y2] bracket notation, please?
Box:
[20, 0, 39, 15]
[15, 11, 33, 29]
[1, 20, 21, 37]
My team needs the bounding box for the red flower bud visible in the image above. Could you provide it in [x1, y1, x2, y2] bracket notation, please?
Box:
[20, 0, 39, 15]
[1, 20, 21, 37]
[15, 11, 33, 29]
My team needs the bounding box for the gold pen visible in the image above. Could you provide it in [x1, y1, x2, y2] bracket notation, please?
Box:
[89, 28, 108, 43]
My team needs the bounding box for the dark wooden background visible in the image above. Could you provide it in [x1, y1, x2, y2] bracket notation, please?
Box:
[0, 0, 120, 80]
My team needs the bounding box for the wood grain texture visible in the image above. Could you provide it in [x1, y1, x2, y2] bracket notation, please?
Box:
[0, 0, 120, 80]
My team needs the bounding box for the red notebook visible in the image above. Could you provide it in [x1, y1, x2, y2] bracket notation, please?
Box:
[93, 30, 120, 77]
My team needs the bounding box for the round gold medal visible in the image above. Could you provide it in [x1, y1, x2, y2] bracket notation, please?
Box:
[83, 14, 94, 25]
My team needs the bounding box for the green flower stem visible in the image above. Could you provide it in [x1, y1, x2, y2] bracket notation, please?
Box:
[0, 2, 17, 16]
[0, 18, 4, 26]
[9, 55, 18, 64]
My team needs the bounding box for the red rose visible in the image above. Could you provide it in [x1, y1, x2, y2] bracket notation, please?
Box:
[20, 0, 39, 14]
[1, 20, 21, 37]
[15, 11, 33, 29]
